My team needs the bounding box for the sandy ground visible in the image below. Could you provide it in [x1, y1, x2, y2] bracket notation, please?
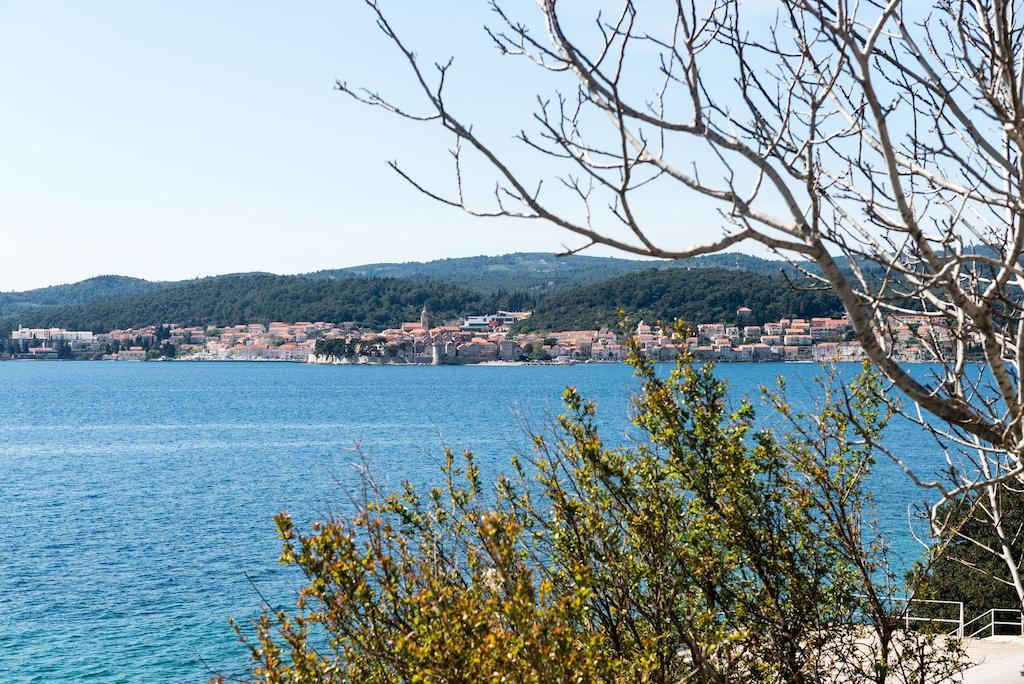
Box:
[959, 636, 1024, 683]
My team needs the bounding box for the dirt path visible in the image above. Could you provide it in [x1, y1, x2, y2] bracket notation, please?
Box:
[959, 636, 1024, 682]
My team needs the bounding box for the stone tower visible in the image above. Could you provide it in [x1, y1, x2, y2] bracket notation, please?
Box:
[420, 305, 429, 331]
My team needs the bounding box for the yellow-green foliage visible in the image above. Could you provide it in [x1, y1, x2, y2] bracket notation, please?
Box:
[224, 343, 964, 683]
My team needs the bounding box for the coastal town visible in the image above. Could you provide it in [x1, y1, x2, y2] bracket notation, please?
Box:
[6, 306, 955, 364]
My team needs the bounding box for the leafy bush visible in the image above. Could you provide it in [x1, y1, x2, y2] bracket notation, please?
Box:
[225, 347, 964, 682]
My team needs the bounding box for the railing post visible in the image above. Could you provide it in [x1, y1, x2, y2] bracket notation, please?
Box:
[959, 602, 964, 638]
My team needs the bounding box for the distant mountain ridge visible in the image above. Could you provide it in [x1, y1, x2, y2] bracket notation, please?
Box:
[306, 252, 787, 292]
[0, 275, 177, 318]
[2, 252, 789, 314]
[0, 252, 805, 335]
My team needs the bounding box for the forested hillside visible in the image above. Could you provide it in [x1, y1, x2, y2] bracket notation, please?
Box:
[0, 275, 176, 317]
[307, 251, 786, 292]
[0, 253, 786, 317]
[0, 255, 845, 335]
[0, 275, 525, 333]
[515, 268, 842, 332]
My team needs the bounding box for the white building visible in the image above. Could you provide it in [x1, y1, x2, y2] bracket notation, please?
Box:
[461, 311, 532, 331]
[12, 326, 94, 343]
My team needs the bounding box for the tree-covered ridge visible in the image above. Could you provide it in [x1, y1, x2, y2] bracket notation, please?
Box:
[0, 252, 864, 325]
[306, 251, 787, 293]
[0, 268, 844, 336]
[516, 267, 843, 332]
[0, 275, 177, 317]
[0, 274, 526, 333]
[0, 252, 786, 317]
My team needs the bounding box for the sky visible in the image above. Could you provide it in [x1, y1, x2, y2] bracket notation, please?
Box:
[0, 2, 752, 291]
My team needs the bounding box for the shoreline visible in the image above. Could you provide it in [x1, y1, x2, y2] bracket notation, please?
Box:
[0, 356, 942, 366]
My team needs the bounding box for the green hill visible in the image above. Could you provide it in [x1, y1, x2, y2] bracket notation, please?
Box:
[306, 252, 786, 293]
[0, 275, 176, 317]
[0, 254, 832, 336]
[0, 274, 514, 333]
[0, 253, 787, 319]
[515, 268, 843, 332]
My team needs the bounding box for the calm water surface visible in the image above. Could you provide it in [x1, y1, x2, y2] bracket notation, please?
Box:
[0, 361, 935, 682]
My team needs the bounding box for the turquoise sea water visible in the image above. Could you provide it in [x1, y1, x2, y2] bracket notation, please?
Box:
[0, 361, 935, 682]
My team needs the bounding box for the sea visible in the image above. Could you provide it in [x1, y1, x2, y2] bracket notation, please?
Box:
[0, 361, 938, 682]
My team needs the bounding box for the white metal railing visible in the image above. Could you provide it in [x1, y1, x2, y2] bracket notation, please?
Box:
[894, 597, 964, 637]
[859, 598, 1024, 639]
[960, 608, 1024, 639]
[854, 596, 965, 637]
[748, 594, 1024, 640]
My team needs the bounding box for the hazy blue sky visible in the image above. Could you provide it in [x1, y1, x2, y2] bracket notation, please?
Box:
[0, 2, 743, 291]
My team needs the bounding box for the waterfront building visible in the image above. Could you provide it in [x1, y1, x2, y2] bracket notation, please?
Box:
[12, 326, 94, 343]
[837, 341, 865, 360]
[783, 345, 807, 361]
[746, 343, 773, 361]
[497, 340, 522, 361]
[116, 347, 147, 361]
[812, 343, 840, 362]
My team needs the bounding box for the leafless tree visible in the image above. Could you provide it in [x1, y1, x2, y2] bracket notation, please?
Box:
[340, 0, 1024, 608]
